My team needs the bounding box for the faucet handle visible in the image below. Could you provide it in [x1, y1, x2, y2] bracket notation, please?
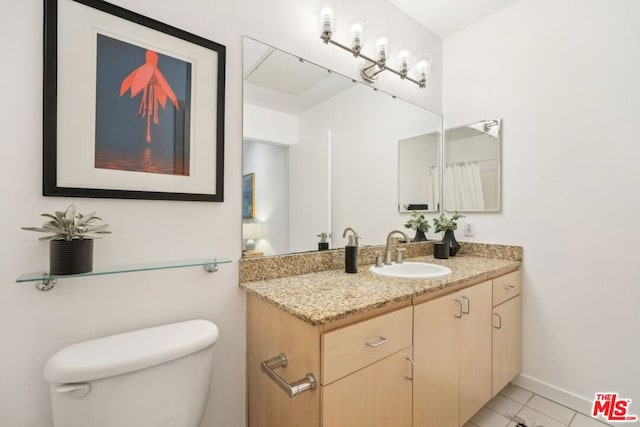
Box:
[374, 252, 383, 267]
[396, 247, 406, 264]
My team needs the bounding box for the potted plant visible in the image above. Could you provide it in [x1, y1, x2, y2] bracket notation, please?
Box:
[404, 211, 431, 242]
[22, 204, 110, 275]
[433, 211, 462, 256]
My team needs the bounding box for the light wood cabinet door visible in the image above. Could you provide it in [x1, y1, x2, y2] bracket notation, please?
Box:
[458, 280, 493, 425]
[247, 294, 321, 427]
[492, 295, 522, 396]
[322, 347, 413, 427]
[413, 291, 460, 427]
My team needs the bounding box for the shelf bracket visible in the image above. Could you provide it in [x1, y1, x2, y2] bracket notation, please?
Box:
[203, 262, 219, 273]
[36, 276, 57, 292]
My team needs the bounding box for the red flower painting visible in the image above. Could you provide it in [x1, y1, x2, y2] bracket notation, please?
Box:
[119, 50, 179, 143]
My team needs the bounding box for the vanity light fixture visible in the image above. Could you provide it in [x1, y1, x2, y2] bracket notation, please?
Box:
[319, 7, 432, 88]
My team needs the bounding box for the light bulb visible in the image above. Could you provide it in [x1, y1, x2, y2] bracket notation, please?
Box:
[349, 15, 366, 56]
[376, 36, 390, 63]
[319, 6, 334, 42]
[415, 53, 433, 82]
[397, 50, 410, 78]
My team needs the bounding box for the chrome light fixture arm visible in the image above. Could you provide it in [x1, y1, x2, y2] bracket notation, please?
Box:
[321, 32, 427, 88]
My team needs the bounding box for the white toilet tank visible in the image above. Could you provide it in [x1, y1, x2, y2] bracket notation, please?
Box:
[44, 319, 219, 427]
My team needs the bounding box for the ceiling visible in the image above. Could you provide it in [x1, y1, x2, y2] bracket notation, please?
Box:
[244, 39, 353, 115]
[388, 0, 521, 37]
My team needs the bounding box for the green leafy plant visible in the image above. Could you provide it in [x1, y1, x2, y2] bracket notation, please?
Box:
[404, 211, 431, 233]
[433, 211, 461, 233]
[22, 204, 111, 241]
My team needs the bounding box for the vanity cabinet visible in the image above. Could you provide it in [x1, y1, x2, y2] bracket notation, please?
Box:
[246, 269, 520, 427]
[413, 280, 493, 427]
[492, 271, 522, 396]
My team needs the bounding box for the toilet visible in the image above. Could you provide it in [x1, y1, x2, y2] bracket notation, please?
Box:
[44, 319, 219, 427]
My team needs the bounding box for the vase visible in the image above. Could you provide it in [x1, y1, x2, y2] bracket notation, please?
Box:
[413, 229, 427, 242]
[442, 229, 460, 257]
[50, 239, 94, 275]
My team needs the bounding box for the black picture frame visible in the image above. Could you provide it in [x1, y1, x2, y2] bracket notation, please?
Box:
[43, 0, 226, 202]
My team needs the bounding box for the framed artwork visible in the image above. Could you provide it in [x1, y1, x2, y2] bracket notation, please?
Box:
[242, 173, 255, 219]
[43, 0, 226, 201]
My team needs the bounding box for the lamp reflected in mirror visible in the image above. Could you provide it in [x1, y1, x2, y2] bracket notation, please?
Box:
[243, 222, 264, 258]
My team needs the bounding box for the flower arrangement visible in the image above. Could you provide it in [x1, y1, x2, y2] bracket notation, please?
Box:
[433, 211, 461, 233]
[404, 211, 431, 233]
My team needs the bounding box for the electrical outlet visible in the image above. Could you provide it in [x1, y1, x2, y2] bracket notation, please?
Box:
[464, 221, 475, 237]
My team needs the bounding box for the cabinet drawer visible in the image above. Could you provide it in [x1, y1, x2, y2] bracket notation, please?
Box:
[493, 270, 521, 306]
[322, 306, 412, 385]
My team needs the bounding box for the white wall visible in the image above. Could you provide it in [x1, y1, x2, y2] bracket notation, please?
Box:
[443, 0, 640, 410]
[399, 133, 439, 212]
[0, 0, 441, 426]
[298, 84, 443, 247]
[243, 140, 290, 256]
[243, 103, 298, 145]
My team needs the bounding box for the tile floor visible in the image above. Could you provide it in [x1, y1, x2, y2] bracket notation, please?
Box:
[462, 384, 613, 427]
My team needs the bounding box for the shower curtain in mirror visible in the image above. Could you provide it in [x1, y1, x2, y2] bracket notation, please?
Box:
[427, 166, 440, 212]
[444, 162, 485, 210]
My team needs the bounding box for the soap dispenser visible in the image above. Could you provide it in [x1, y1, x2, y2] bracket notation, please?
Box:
[317, 232, 330, 251]
[342, 227, 360, 273]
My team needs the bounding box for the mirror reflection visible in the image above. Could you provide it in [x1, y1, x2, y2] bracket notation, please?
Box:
[398, 132, 440, 213]
[443, 119, 502, 212]
[242, 37, 443, 257]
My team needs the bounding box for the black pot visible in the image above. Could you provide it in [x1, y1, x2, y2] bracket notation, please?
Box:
[50, 239, 94, 275]
[442, 229, 460, 257]
[413, 229, 428, 242]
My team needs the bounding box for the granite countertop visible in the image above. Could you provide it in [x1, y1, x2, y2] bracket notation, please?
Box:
[240, 255, 520, 326]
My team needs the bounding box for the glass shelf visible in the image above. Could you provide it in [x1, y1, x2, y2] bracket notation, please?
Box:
[16, 258, 232, 291]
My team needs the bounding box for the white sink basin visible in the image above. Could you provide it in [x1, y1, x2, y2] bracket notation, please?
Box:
[370, 262, 451, 279]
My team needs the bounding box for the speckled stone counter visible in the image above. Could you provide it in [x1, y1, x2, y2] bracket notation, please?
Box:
[241, 255, 520, 326]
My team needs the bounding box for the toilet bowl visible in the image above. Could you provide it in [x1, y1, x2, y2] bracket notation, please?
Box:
[44, 319, 219, 427]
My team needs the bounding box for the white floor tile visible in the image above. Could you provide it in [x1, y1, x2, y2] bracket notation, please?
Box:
[487, 394, 524, 418]
[570, 412, 613, 427]
[500, 383, 534, 405]
[463, 422, 479, 427]
[470, 408, 512, 427]
[517, 406, 568, 427]
[527, 395, 576, 424]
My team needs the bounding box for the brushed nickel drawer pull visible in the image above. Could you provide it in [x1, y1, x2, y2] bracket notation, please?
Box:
[504, 285, 516, 290]
[366, 336, 388, 347]
[405, 357, 415, 381]
[454, 300, 463, 318]
[462, 296, 470, 314]
[261, 353, 317, 398]
[494, 313, 503, 329]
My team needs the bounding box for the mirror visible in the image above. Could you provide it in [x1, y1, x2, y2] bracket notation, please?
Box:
[242, 37, 443, 257]
[443, 119, 502, 212]
[398, 132, 440, 213]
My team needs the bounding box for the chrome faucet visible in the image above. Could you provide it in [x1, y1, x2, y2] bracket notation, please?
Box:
[385, 230, 410, 265]
[342, 227, 360, 245]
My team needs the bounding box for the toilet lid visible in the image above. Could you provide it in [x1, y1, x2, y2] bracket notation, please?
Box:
[44, 319, 219, 383]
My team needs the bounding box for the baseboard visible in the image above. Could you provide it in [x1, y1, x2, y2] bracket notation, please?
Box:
[512, 373, 593, 416]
